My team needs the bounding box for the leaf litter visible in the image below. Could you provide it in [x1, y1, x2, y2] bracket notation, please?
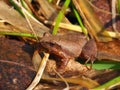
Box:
[0, 0, 120, 90]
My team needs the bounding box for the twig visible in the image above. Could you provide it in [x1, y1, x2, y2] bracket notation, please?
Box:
[88, 0, 119, 15]
[112, 0, 118, 33]
[56, 0, 61, 5]
[53, 69, 69, 90]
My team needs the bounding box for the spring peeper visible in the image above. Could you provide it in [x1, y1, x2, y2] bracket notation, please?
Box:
[38, 32, 97, 72]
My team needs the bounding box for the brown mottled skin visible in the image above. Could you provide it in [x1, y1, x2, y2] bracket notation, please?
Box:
[38, 32, 97, 71]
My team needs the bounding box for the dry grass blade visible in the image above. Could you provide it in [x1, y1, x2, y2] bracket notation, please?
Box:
[72, 0, 100, 41]
[26, 53, 49, 90]
[72, 0, 112, 41]
[101, 31, 120, 38]
[45, 21, 83, 32]
[42, 75, 99, 89]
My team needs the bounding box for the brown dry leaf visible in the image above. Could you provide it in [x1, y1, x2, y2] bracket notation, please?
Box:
[35, 0, 74, 34]
[0, 1, 49, 37]
[97, 39, 120, 62]
[32, 50, 41, 71]
[35, 0, 70, 23]
[0, 37, 35, 90]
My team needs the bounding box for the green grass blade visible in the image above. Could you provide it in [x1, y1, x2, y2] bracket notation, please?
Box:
[20, 0, 32, 15]
[48, 0, 53, 3]
[87, 61, 120, 70]
[52, 0, 71, 35]
[93, 76, 120, 90]
[0, 31, 36, 38]
[10, 0, 24, 16]
[10, 0, 33, 16]
[118, 0, 120, 14]
[72, 4, 88, 35]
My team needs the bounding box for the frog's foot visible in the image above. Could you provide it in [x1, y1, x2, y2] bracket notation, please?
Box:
[89, 61, 94, 70]
[85, 57, 94, 70]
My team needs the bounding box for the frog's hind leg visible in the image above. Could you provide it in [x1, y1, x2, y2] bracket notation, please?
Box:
[57, 58, 70, 74]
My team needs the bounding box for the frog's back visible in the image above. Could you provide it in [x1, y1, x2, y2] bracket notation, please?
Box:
[40, 32, 88, 57]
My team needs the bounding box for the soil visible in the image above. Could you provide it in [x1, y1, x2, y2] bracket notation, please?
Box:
[93, 0, 120, 32]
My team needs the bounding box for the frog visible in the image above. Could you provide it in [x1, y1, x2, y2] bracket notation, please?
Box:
[38, 32, 97, 72]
